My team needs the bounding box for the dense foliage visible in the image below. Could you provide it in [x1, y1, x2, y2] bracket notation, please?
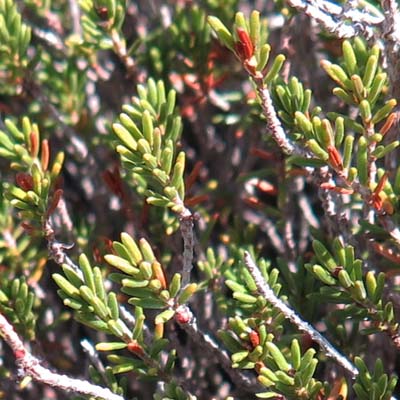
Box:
[0, 0, 400, 399]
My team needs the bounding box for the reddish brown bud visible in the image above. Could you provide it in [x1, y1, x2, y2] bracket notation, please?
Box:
[370, 173, 389, 212]
[185, 161, 203, 191]
[380, 112, 397, 136]
[370, 194, 383, 211]
[47, 189, 63, 217]
[102, 166, 124, 198]
[175, 306, 191, 324]
[327, 145, 343, 170]
[332, 266, 344, 277]
[254, 361, 265, 373]
[92, 245, 103, 264]
[101, 236, 114, 254]
[374, 173, 388, 195]
[127, 340, 144, 356]
[249, 330, 260, 347]
[235, 28, 254, 60]
[250, 147, 276, 160]
[184, 194, 209, 207]
[243, 195, 263, 208]
[95, 6, 109, 21]
[16, 173, 34, 191]
[256, 180, 277, 195]
[29, 131, 39, 158]
[41, 139, 50, 171]
[320, 182, 353, 194]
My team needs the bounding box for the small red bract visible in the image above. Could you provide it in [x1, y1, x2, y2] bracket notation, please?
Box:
[235, 28, 254, 60]
[16, 172, 34, 191]
[175, 306, 191, 324]
[127, 340, 144, 356]
[249, 330, 260, 347]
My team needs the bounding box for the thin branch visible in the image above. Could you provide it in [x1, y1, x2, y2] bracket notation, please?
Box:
[243, 251, 359, 377]
[119, 305, 152, 344]
[51, 196, 74, 239]
[381, 0, 400, 43]
[287, 0, 381, 39]
[242, 209, 285, 255]
[317, 0, 383, 25]
[257, 86, 305, 156]
[176, 200, 195, 289]
[175, 305, 262, 393]
[0, 313, 124, 400]
[315, 167, 350, 239]
[245, 249, 398, 400]
[68, 0, 82, 36]
[298, 191, 320, 229]
[256, 79, 400, 245]
[43, 217, 83, 278]
[252, 51, 400, 244]
[110, 29, 138, 79]
[81, 339, 108, 383]
[256, 76, 397, 245]
[30, 25, 66, 55]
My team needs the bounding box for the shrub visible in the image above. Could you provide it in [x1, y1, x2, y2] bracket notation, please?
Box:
[0, 0, 399, 399]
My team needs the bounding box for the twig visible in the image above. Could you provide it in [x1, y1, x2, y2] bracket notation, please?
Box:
[30, 25, 66, 55]
[317, 0, 383, 25]
[119, 305, 152, 344]
[244, 253, 400, 400]
[252, 61, 400, 244]
[255, 77, 394, 246]
[298, 191, 320, 229]
[68, 0, 82, 36]
[44, 200, 148, 345]
[251, 69, 400, 250]
[314, 167, 351, 240]
[176, 200, 195, 289]
[175, 305, 262, 393]
[0, 313, 124, 400]
[257, 86, 305, 156]
[51, 196, 74, 238]
[43, 217, 83, 278]
[287, 0, 381, 39]
[243, 251, 359, 377]
[242, 210, 285, 255]
[81, 339, 108, 383]
[381, 0, 400, 43]
[110, 29, 138, 79]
